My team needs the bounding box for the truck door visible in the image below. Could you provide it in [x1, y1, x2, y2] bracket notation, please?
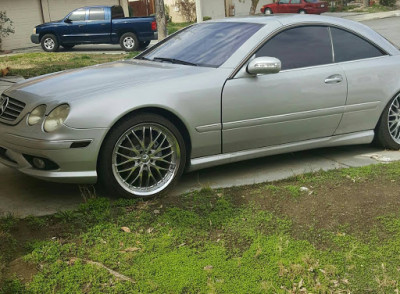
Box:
[61, 8, 87, 44]
[86, 7, 111, 43]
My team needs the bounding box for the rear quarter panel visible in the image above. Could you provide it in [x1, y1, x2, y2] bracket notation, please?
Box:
[111, 17, 155, 42]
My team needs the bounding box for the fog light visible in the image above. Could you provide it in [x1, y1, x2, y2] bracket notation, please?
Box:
[32, 158, 46, 169]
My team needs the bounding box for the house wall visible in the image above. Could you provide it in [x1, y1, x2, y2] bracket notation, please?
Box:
[164, 0, 273, 23]
[1, 0, 129, 51]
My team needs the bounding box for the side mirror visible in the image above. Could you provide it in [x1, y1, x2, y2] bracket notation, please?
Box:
[247, 57, 281, 75]
[65, 18, 72, 23]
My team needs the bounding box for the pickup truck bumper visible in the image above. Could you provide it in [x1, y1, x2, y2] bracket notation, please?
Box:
[31, 34, 40, 44]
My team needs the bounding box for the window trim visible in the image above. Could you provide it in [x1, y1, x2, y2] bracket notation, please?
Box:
[229, 22, 390, 79]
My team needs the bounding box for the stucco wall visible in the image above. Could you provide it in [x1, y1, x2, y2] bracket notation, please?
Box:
[1, 0, 129, 50]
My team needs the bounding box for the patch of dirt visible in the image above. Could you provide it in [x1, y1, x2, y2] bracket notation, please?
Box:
[228, 177, 400, 242]
[4, 258, 37, 283]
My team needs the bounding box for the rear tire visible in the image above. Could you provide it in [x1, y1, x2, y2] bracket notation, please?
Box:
[375, 93, 400, 150]
[264, 8, 273, 14]
[98, 113, 187, 198]
[120, 32, 139, 52]
[41, 34, 59, 52]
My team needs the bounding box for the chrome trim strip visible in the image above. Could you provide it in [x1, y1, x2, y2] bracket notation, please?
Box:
[195, 123, 222, 133]
[224, 106, 344, 130]
[223, 102, 380, 131]
[344, 101, 380, 113]
[188, 130, 374, 171]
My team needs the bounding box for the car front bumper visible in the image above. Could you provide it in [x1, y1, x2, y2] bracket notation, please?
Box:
[0, 121, 108, 184]
[31, 34, 40, 44]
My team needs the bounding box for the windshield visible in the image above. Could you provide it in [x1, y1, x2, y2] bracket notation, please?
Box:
[139, 22, 263, 67]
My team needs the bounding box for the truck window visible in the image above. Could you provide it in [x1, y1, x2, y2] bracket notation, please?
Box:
[89, 8, 105, 21]
[111, 6, 125, 19]
[69, 9, 86, 22]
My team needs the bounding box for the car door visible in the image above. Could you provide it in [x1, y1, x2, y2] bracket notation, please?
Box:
[276, 0, 291, 13]
[289, 0, 302, 13]
[62, 8, 88, 44]
[222, 26, 348, 153]
[86, 7, 111, 43]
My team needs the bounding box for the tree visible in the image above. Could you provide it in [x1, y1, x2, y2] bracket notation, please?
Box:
[154, 0, 167, 40]
[0, 11, 15, 51]
[239, 0, 261, 15]
[249, 0, 260, 15]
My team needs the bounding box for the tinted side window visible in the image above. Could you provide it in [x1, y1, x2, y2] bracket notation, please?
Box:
[89, 8, 105, 21]
[69, 9, 86, 21]
[256, 26, 332, 70]
[331, 27, 385, 62]
[111, 6, 125, 19]
[291, 0, 301, 4]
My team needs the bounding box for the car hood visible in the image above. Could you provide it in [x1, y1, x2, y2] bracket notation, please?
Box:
[5, 60, 214, 105]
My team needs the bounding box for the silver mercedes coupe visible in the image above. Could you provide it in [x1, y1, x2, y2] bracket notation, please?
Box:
[1, 15, 400, 198]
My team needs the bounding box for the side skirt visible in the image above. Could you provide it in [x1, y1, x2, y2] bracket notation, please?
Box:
[188, 130, 374, 172]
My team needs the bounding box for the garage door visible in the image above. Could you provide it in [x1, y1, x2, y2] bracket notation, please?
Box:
[1, 0, 42, 50]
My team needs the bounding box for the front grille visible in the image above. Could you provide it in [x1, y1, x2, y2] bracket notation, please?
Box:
[0, 95, 26, 122]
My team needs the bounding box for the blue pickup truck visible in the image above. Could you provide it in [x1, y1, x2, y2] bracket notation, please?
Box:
[31, 5, 158, 52]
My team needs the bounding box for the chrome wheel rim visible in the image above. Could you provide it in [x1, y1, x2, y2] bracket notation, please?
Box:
[44, 38, 55, 50]
[123, 37, 135, 49]
[299, 10, 306, 14]
[388, 94, 400, 144]
[112, 123, 180, 196]
[265, 9, 272, 14]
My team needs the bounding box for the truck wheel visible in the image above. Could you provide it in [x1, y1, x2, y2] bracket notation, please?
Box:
[120, 32, 139, 52]
[139, 41, 151, 50]
[41, 34, 59, 52]
[98, 113, 187, 198]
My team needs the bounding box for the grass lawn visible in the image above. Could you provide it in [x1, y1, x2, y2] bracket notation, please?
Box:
[1, 162, 400, 293]
[0, 52, 140, 79]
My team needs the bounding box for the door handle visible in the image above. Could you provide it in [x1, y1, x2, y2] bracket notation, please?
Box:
[325, 74, 343, 84]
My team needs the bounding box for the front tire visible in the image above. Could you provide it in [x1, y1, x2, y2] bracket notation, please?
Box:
[298, 9, 306, 14]
[264, 8, 273, 14]
[120, 32, 139, 52]
[98, 113, 187, 198]
[41, 34, 59, 52]
[375, 93, 400, 150]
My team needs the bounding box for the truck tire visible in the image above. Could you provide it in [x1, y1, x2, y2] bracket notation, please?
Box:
[120, 32, 139, 52]
[41, 34, 59, 52]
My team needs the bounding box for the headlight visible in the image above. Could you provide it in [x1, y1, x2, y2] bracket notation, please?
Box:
[33, 28, 36, 34]
[43, 104, 70, 133]
[28, 105, 46, 126]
